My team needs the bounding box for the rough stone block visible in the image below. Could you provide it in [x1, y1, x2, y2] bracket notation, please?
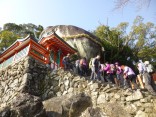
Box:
[135, 110, 148, 117]
[126, 89, 143, 101]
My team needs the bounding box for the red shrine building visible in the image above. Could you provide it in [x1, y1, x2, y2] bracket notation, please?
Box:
[0, 32, 77, 70]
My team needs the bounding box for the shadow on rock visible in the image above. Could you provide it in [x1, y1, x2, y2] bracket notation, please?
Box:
[0, 93, 47, 117]
[43, 92, 92, 117]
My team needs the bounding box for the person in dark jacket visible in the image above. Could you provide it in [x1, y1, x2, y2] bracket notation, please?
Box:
[90, 55, 100, 80]
[62, 53, 71, 70]
[79, 57, 88, 76]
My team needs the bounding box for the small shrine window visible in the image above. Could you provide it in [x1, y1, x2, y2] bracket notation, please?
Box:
[14, 46, 29, 62]
[3, 55, 14, 68]
[31, 49, 44, 59]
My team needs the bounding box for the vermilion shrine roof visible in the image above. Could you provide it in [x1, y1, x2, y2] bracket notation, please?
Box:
[39, 32, 77, 55]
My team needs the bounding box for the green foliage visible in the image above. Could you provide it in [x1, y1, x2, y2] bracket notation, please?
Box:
[94, 16, 156, 68]
[3, 23, 44, 39]
[3, 23, 23, 34]
[129, 16, 156, 66]
[0, 23, 44, 52]
[0, 30, 19, 51]
[94, 25, 134, 65]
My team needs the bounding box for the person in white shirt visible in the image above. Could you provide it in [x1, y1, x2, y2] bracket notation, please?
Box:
[121, 65, 136, 89]
[137, 61, 156, 95]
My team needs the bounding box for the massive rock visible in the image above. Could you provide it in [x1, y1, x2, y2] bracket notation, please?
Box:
[80, 107, 108, 117]
[39, 25, 102, 60]
[0, 93, 46, 117]
[43, 93, 92, 117]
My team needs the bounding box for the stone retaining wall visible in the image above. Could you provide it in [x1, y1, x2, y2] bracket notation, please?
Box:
[0, 56, 53, 108]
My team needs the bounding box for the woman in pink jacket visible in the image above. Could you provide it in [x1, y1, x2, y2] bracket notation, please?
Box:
[104, 62, 115, 84]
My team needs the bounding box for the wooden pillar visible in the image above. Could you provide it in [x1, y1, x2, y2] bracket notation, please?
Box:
[53, 52, 57, 69]
[60, 54, 63, 67]
[45, 46, 50, 64]
[57, 49, 61, 68]
[45, 52, 49, 64]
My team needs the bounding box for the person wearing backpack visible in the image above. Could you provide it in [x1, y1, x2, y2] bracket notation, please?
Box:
[62, 53, 71, 70]
[90, 55, 101, 80]
[144, 61, 154, 75]
[97, 63, 106, 82]
[137, 61, 156, 95]
[144, 61, 156, 92]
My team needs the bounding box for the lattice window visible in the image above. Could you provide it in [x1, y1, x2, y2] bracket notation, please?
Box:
[0, 46, 29, 70]
[2, 55, 14, 68]
[14, 46, 29, 62]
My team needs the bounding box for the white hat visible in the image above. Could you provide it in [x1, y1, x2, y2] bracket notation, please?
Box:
[144, 61, 149, 65]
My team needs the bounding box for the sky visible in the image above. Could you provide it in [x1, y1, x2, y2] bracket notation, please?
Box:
[0, 0, 156, 31]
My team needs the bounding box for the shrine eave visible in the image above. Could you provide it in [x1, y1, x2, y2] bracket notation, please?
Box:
[39, 32, 77, 54]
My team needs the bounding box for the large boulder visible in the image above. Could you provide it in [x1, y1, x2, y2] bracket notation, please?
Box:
[43, 93, 92, 117]
[80, 107, 108, 117]
[0, 93, 47, 117]
[39, 25, 102, 60]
